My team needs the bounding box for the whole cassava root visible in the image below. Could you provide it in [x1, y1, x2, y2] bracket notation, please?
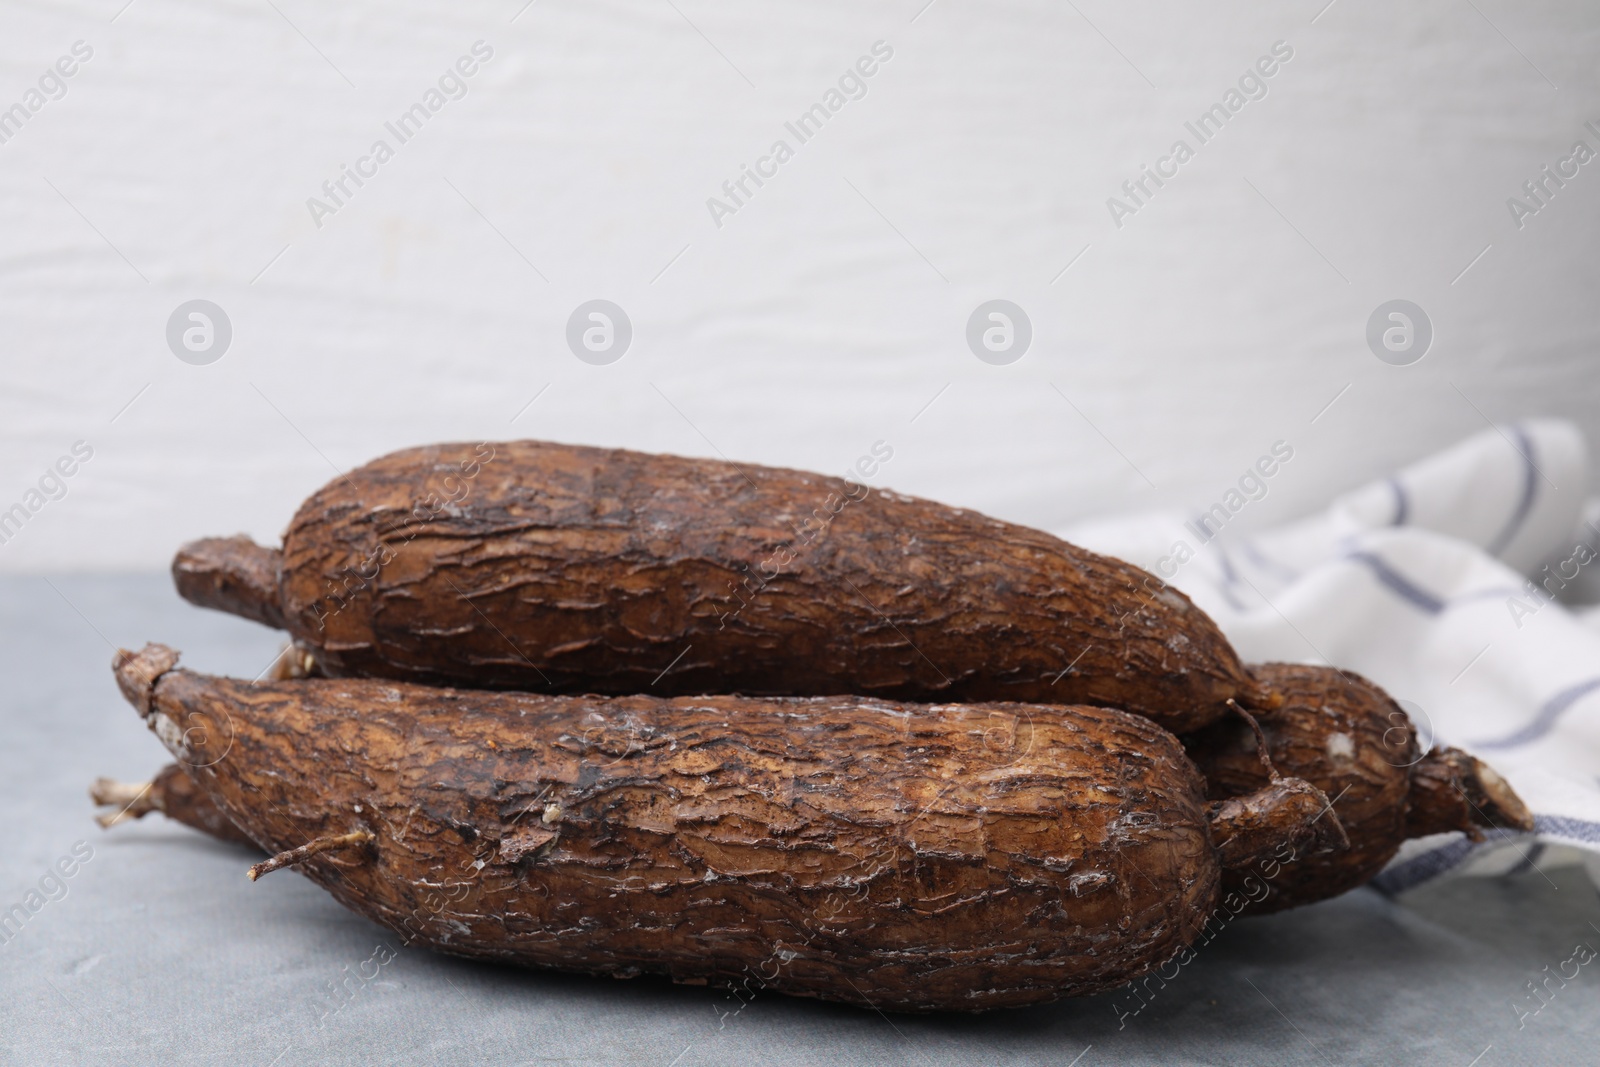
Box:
[173, 440, 1280, 734]
[90, 763, 255, 846]
[113, 643, 1342, 1013]
[1184, 662, 1533, 913]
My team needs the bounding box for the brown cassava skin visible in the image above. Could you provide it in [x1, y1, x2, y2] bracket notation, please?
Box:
[173, 440, 1279, 734]
[1404, 745, 1531, 843]
[1184, 662, 1533, 914]
[91, 763, 256, 846]
[113, 644, 1336, 1013]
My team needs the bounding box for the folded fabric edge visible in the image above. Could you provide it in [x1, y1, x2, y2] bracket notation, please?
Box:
[1370, 814, 1600, 897]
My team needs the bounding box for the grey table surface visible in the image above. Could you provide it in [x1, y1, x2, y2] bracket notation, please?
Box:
[2, 573, 1596, 1067]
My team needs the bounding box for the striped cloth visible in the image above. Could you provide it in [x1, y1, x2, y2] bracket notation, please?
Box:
[1061, 418, 1600, 894]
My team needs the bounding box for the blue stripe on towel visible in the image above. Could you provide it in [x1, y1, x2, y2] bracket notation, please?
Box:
[1340, 552, 1523, 617]
[1473, 675, 1600, 750]
[1345, 551, 1447, 614]
[1369, 826, 1536, 895]
[1388, 477, 1409, 527]
[1369, 836, 1482, 895]
[1485, 423, 1539, 559]
[1445, 586, 1528, 608]
[1533, 813, 1600, 845]
[1369, 817, 1600, 895]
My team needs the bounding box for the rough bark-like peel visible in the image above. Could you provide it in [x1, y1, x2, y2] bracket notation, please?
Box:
[174, 440, 1278, 734]
[114, 644, 1334, 1013]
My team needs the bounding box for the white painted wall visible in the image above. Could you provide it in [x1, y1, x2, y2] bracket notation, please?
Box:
[1, 0, 1596, 570]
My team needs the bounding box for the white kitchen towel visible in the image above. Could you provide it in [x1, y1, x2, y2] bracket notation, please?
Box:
[1060, 418, 1600, 893]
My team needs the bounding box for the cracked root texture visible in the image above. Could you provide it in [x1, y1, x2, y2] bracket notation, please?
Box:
[268, 440, 1271, 734]
[122, 647, 1222, 1012]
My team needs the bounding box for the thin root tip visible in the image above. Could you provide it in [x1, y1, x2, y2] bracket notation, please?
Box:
[89, 777, 149, 806]
[90, 777, 156, 828]
[1226, 698, 1282, 780]
[247, 830, 374, 883]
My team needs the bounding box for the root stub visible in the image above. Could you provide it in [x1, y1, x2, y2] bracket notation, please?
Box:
[112, 644, 182, 716]
[248, 831, 374, 881]
[1207, 776, 1349, 870]
[1407, 745, 1535, 840]
[91, 764, 258, 845]
[171, 536, 286, 630]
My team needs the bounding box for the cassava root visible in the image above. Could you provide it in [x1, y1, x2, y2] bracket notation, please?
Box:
[174, 440, 1281, 734]
[114, 642, 1343, 1012]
